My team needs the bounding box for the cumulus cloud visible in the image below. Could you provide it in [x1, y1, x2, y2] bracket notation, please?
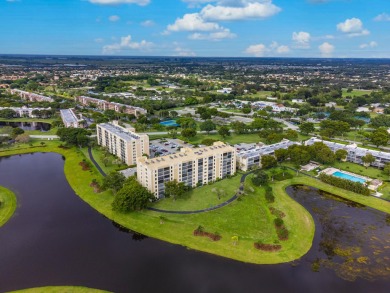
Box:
[319, 42, 334, 57]
[374, 13, 390, 22]
[188, 28, 236, 41]
[141, 20, 155, 27]
[103, 35, 153, 54]
[292, 31, 311, 48]
[245, 41, 290, 57]
[89, 0, 150, 5]
[167, 13, 222, 32]
[359, 41, 378, 49]
[174, 47, 197, 56]
[109, 15, 120, 22]
[200, 1, 281, 21]
[337, 18, 370, 37]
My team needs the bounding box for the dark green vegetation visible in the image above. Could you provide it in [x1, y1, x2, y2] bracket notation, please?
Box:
[318, 173, 370, 196]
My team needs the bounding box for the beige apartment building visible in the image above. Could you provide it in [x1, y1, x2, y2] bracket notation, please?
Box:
[97, 122, 149, 166]
[137, 142, 236, 198]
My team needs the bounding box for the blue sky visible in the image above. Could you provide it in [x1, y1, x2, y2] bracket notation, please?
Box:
[1, 0, 389, 57]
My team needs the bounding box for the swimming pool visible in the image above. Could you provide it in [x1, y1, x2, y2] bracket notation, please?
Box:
[332, 171, 367, 184]
[160, 120, 180, 127]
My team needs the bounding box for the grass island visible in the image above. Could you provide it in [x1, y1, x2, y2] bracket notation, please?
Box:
[0, 186, 17, 227]
[1, 140, 389, 265]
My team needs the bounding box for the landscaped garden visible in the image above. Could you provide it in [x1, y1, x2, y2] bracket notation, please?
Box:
[1, 141, 389, 265]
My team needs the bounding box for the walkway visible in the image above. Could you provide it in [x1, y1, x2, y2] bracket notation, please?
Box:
[87, 146, 253, 215]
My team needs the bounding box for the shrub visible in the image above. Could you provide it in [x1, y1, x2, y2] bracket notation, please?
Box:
[318, 173, 370, 196]
[274, 218, 284, 227]
[265, 187, 275, 203]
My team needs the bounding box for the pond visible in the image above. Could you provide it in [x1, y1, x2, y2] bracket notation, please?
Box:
[0, 153, 389, 293]
[0, 121, 51, 132]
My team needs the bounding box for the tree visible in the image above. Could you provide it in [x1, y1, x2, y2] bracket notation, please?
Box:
[309, 142, 335, 164]
[335, 149, 348, 161]
[11, 127, 24, 139]
[261, 155, 277, 169]
[289, 146, 311, 166]
[0, 109, 16, 119]
[102, 171, 126, 193]
[181, 128, 197, 139]
[230, 121, 248, 135]
[284, 129, 298, 141]
[218, 126, 230, 138]
[57, 128, 89, 146]
[177, 117, 197, 129]
[383, 163, 390, 179]
[362, 153, 375, 168]
[164, 180, 189, 200]
[200, 120, 216, 134]
[274, 148, 289, 162]
[299, 122, 315, 135]
[168, 128, 178, 139]
[15, 133, 30, 144]
[251, 170, 268, 186]
[112, 177, 154, 212]
[370, 128, 390, 147]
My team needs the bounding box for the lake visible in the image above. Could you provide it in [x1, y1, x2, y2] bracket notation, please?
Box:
[0, 153, 389, 293]
[0, 121, 51, 132]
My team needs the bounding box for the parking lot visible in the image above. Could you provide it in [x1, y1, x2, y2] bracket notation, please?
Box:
[150, 138, 193, 158]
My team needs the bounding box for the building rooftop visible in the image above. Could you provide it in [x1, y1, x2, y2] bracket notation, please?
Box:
[237, 139, 297, 159]
[98, 123, 142, 141]
[60, 109, 81, 124]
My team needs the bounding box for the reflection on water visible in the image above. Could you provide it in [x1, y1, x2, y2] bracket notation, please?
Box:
[290, 185, 390, 281]
[111, 221, 148, 241]
[0, 121, 51, 131]
[0, 153, 389, 293]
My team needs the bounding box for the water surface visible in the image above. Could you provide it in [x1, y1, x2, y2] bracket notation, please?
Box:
[0, 153, 389, 293]
[0, 121, 51, 132]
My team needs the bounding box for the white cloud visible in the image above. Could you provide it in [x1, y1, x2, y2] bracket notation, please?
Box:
[188, 28, 236, 40]
[89, 0, 150, 5]
[337, 18, 370, 37]
[245, 41, 290, 57]
[245, 43, 268, 57]
[103, 35, 153, 54]
[292, 31, 311, 48]
[319, 42, 334, 57]
[167, 13, 222, 32]
[174, 47, 197, 56]
[109, 15, 120, 22]
[374, 13, 390, 22]
[141, 20, 155, 27]
[200, 1, 281, 21]
[359, 41, 378, 49]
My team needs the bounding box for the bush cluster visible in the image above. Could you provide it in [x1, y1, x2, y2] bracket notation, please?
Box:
[319, 173, 370, 196]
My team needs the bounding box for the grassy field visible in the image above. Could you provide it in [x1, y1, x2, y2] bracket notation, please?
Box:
[80, 147, 127, 174]
[342, 89, 372, 97]
[181, 133, 265, 145]
[9, 287, 110, 293]
[1, 142, 389, 265]
[153, 174, 241, 211]
[0, 186, 17, 227]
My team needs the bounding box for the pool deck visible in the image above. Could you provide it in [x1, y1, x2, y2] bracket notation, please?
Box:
[321, 167, 371, 182]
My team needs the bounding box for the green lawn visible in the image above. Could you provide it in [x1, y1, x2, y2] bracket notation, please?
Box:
[1, 141, 389, 265]
[342, 89, 372, 97]
[9, 287, 110, 293]
[153, 174, 241, 211]
[80, 147, 128, 174]
[0, 186, 17, 227]
[182, 133, 265, 145]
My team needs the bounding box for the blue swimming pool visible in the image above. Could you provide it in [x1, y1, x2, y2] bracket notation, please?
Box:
[332, 171, 366, 184]
[160, 120, 180, 127]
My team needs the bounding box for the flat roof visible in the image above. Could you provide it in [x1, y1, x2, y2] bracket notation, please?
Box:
[60, 109, 80, 124]
[98, 123, 142, 141]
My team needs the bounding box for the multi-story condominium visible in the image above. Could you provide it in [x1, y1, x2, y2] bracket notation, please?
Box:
[60, 109, 84, 128]
[305, 137, 390, 168]
[10, 89, 54, 103]
[137, 142, 236, 198]
[0, 106, 51, 118]
[97, 122, 149, 166]
[76, 96, 147, 117]
[237, 139, 298, 171]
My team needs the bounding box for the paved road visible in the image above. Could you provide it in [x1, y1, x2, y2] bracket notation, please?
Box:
[88, 147, 107, 177]
[274, 118, 299, 130]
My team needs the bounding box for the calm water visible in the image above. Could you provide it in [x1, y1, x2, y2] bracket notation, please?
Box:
[0, 121, 51, 132]
[0, 153, 389, 293]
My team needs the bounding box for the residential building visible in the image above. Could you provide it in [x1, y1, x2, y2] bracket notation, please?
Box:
[0, 106, 52, 118]
[10, 89, 54, 103]
[137, 142, 236, 198]
[237, 139, 298, 171]
[76, 96, 147, 117]
[60, 109, 84, 128]
[305, 137, 390, 168]
[97, 121, 149, 166]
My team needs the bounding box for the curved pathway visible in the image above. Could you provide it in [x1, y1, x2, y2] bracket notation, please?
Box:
[87, 146, 254, 215]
